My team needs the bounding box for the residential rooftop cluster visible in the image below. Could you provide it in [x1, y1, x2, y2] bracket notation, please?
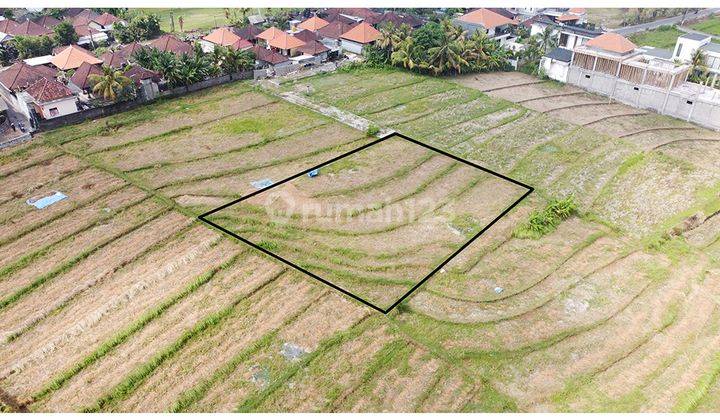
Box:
[0, 7, 718, 139]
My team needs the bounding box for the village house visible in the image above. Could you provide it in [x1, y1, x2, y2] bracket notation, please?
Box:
[233, 25, 263, 43]
[256, 26, 305, 56]
[454, 8, 516, 42]
[340, 21, 381, 55]
[32, 15, 61, 30]
[22, 77, 77, 119]
[673, 33, 720, 85]
[298, 15, 329, 32]
[12, 20, 53, 37]
[562, 32, 719, 130]
[0, 19, 17, 43]
[199, 27, 252, 53]
[50, 45, 103, 71]
[148, 34, 194, 55]
[317, 20, 356, 50]
[0, 62, 59, 119]
[68, 61, 102, 94]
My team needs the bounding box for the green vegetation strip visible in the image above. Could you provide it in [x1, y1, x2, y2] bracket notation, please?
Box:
[81, 265, 286, 413]
[33, 252, 244, 405]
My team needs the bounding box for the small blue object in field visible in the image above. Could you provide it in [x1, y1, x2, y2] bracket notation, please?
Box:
[307, 169, 319, 177]
[27, 191, 67, 209]
[251, 178, 274, 190]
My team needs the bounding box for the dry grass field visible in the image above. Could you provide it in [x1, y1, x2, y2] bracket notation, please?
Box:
[1, 67, 719, 412]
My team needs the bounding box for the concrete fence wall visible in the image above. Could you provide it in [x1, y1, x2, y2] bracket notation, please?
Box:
[36, 71, 253, 132]
[567, 66, 720, 131]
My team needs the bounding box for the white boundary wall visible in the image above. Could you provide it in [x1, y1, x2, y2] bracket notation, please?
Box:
[567, 66, 720, 131]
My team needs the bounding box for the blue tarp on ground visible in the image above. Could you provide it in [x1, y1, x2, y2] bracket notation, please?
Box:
[251, 179, 274, 190]
[27, 191, 67, 209]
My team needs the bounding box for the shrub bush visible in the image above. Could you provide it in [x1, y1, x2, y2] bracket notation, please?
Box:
[513, 196, 578, 239]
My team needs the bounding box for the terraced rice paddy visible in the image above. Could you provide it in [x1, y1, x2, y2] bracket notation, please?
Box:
[1, 68, 719, 412]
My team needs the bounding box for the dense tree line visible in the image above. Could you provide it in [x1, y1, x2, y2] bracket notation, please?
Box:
[366, 20, 511, 75]
[132, 43, 255, 88]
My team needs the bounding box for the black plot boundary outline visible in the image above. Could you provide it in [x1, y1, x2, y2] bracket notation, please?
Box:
[198, 132, 533, 314]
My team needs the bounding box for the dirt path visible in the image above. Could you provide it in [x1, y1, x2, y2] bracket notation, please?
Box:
[279, 91, 394, 138]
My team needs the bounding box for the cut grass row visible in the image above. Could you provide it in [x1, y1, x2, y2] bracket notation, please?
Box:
[3, 219, 196, 344]
[82, 268, 296, 412]
[0, 199, 167, 313]
[31, 251, 249, 404]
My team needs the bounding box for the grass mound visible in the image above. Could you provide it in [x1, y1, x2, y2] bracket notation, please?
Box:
[513, 196, 578, 239]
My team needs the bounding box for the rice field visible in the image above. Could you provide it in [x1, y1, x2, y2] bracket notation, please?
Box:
[1, 67, 719, 412]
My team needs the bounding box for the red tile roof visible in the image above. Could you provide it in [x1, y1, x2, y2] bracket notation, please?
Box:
[12, 20, 53, 36]
[0, 19, 18, 34]
[252, 45, 289, 65]
[25, 77, 73, 102]
[33, 15, 61, 29]
[149, 34, 194, 55]
[458, 8, 516, 29]
[69, 61, 103, 89]
[73, 23, 103, 37]
[569, 8, 587, 14]
[258, 27, 305, 50]
[203, 27, 242, 46]
[99, 51, 124, 68]
[325, 8, 380, 21]
[298, 16, 329, 31]
[340, 21, 380, 44]
[317, 20, 356, 39]
[585, 32, 637, 54]
[557, 14, 580, 22]
[124, 64, 160, 86]
[228, 38, 253, 51]
[296, 40, 330, 56]
[293, 29, 317, 43]
[51, 45, 103, 70]
[95, 12, 119, 26]
[0, 62, 57, 91]
[233, 25, 262, 40]
[372, 11, 423, 28]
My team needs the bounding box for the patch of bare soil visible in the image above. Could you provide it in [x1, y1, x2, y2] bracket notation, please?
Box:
[547, 103, 641, 126]
[0, 155, 84, 204]
[0, 169, 126, 244]
[417, 369, 475, 412]
[344, 345, 443, 412]
[192, 293, 370, 412]
[454, 72, 542, 91]
[0, 145, 61, 178]
[0, 185, 144, 269]
[660, 140, 720, 178]
[65, 92, 276, 154]
[591, 266, 719, 403]
[520, 92, 605, 113]
[684, 212, 720, 248]
[132, 124, 368, 189]
[0, 225, 221, 398]
[256, 321, 396, 412]
[0, 210, 189, 342]
[0, 198, 166, 299]
[115, 273, 323, 412]
[585, 113, 695, 138]
[36, 255, 286, 412]
[489, 82, 583, 102]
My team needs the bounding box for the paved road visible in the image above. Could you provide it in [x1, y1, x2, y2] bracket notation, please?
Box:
[613, 8, 719, 35]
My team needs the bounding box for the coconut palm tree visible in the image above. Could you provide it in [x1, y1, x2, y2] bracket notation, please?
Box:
[89, 66, 133, 102]
[425, 20, 468, 75]
[391, 38, 416, 70]
[537, 26, 557, 54]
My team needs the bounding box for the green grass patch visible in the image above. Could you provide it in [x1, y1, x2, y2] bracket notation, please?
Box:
[513, 196, 578, 239]
[689, 16, 720, 37]
[629, 25, 684, 49]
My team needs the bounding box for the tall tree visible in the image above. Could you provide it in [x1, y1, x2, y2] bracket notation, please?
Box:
[89, 65, 133, 101]
[53, 21, 79, 46]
